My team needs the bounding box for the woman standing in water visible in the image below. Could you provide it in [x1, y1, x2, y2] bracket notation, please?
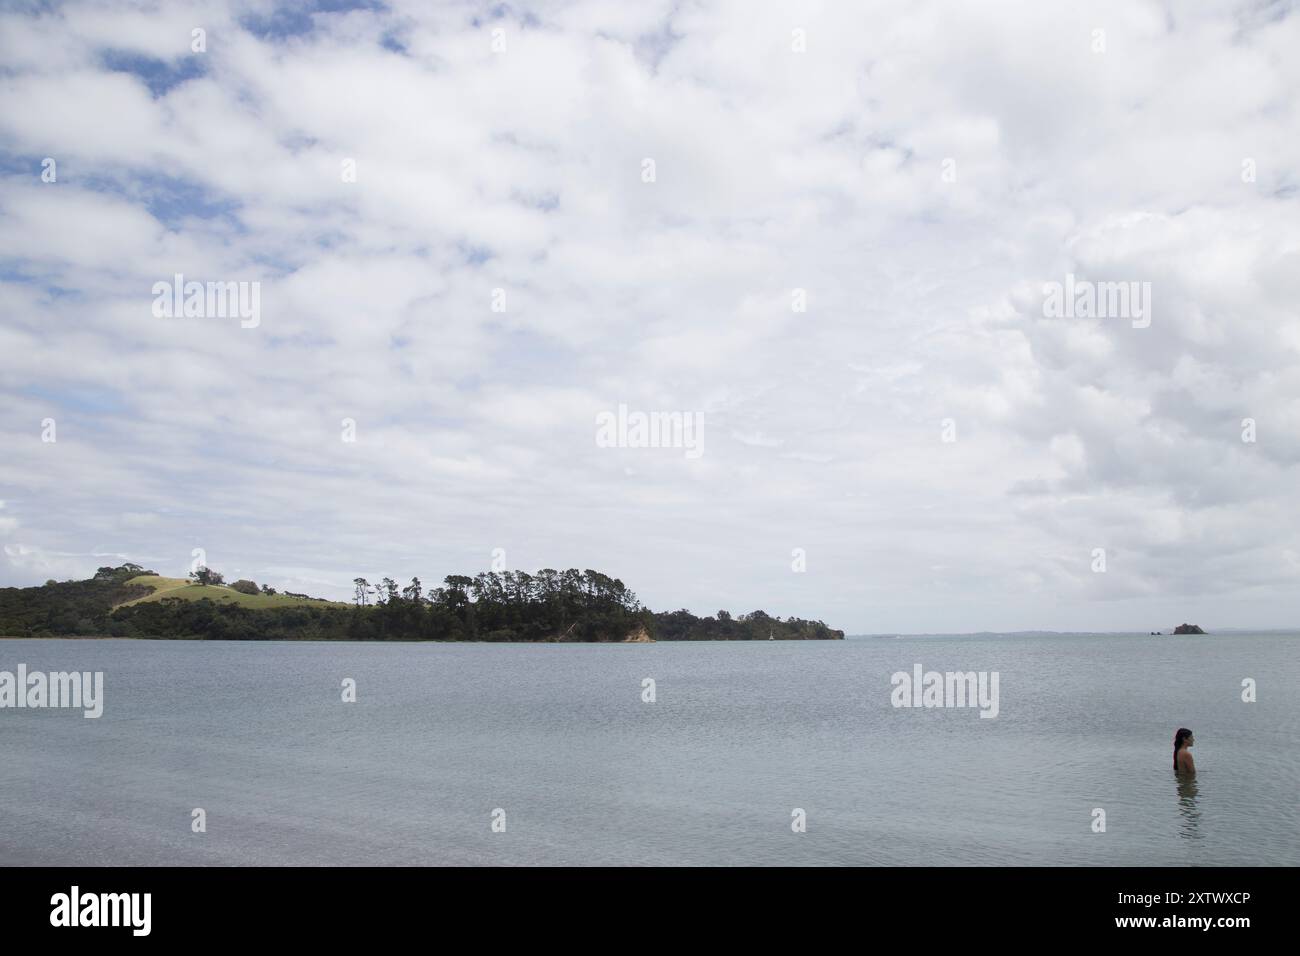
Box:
[1174, 727, 1196, 774]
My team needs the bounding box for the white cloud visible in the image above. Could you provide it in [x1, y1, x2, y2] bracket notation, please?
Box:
[1, 0, 1298, 632]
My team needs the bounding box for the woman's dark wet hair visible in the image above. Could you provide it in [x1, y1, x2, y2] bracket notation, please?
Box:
[1174, 728, 1193, 770]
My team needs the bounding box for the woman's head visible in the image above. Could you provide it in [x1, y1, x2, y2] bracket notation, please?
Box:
[1174, 728, 1194, 768]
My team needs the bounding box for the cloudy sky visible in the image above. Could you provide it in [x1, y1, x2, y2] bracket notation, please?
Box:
[1, 0, 1298, 633]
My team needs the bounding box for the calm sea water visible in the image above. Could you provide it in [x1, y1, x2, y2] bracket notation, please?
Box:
[2, 633, 1296, 866]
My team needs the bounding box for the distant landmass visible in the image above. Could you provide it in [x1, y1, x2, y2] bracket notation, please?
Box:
[1172, 623, 1206, 635]
[0, 564, 844, 643]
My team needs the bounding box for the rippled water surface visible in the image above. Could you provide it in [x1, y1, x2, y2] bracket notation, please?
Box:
[2, 633, 1296, 865]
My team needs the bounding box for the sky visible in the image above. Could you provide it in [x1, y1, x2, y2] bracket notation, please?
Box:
[1, 0, 1299, 634]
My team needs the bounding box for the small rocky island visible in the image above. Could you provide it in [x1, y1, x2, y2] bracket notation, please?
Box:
[1172, 623, 1206, 635]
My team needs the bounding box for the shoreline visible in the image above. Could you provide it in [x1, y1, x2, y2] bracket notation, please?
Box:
[0, 634, 845, 645]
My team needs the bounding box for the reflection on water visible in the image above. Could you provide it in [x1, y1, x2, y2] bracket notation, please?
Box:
[1175, 772, 1202, 840]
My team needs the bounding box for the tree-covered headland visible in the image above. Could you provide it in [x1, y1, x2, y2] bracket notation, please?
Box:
[0, 564, 844, 642]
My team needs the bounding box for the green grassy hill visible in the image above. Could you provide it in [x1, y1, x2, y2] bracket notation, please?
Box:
[118, 575, 347, 610]
[4, 563, 844, 642]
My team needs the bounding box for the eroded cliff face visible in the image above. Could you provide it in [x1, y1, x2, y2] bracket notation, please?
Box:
[543, 623, 654, 642]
